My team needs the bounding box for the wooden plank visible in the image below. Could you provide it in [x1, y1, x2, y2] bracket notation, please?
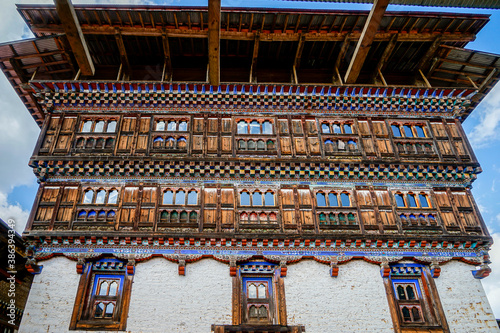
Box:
[293, 34, 306, 70]
[114, 30, 130, 72]
[54, 0, 95, 76]
[208, 0, 221, 86]
[344, 0, 390, 84]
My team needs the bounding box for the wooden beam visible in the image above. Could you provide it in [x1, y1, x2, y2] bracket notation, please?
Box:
[208, 0, 221, 86]
[344, 0, 390, 84]
[53, 0, 94, 76]
[115, 30, 130, 72]
[162, 34, 173, 82]
[419, 69, 432, 88]
[249, 33, 260, 83]
[293, 34, 306, 70]
[415, 36, 442, 74]
[370, 34, 397, 82]
[30, 24, 477, 43]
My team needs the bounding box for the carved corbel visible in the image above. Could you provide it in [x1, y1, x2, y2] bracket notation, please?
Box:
[25, 258, 43, 275]
[430, 260, 441, 278]
[280, 261, 287, 277]
[330, 259, 339, 277]
[178, 258, 186, 276]
[127, 258, 136, 275]
[229, 258, 237, 276]
[380, 258, 391, 278]
[472, 263, 491, 279]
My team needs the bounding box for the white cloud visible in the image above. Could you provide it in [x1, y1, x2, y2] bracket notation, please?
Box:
[468, 83, 500, 148]
[0, 191, 29, 235]
[483, 233, 500, 318]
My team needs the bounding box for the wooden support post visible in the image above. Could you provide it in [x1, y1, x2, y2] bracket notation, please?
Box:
[416, 36, 442, 75]
[467, 76, 479, 89]
[478, 68, 497, 91]
[419, 69, 432, 88]
[371, 34, 397, 82]
[208, 0, 221, 86]
[162, 33, 172, 81]
[54, 0, 95, 76]
[334, 67, 343, 85]
[249, 33, 260, 83]
[73, 68, 81, 80]
[292, 65, 298, 84]
[293, 34, 306, 70]
[344, 0, 390, 84]
[378, 68, 388, 86]
[114, 30, 130, 74]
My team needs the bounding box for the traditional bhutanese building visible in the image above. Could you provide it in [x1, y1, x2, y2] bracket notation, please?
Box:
[1, 0, 500, 332]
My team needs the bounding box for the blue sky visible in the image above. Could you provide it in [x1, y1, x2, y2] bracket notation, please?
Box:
[1, 0, 500, 318]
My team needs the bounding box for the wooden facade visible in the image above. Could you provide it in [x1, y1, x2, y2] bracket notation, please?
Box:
[1, 1, 500, 332]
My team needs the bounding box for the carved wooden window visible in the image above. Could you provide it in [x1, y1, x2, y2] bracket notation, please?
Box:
[236, 119, 274, 135]
[162, 189, 198, 205]
[321, 121, 354, 134]
[81, 188, 119, 205]
[385, 264, 448, 332]
[80, 119, 118, 133]
[70, 259, 132, 331]
[155, 119, 189, 132]
[316, 191, 350, 207]
[394, 192, 431, 209]
[240, 190, 275, 207]
[391, 123, 427, 138]
[245, 279, 271, 324]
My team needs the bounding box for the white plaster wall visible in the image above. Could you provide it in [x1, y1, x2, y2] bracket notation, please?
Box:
[126, 257, 232, 333]
[19, 256, 80, 333]
[286, 260, 394, 333]
[435, 260, 500, 333]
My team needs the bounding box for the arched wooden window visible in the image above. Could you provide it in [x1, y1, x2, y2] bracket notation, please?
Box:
[240, 212, 248, 221]
[238, 139, 246, 149]
[237, 121, 248, 134]
[77, 210, 86, 220]
[395, 193, 405, 207]
[415, 125, 426, 138]
[328, 192, 338, 207]
[407, 193, 417, 208]
[264, 192, 274, 206]
[344, 124, 353, 134]
[391, 125, 402, 137]
[403, 125, 413, 137]
[340, 193, 350, 206]
[318, 213, 326, 224]
[170, 211, 179, 223]
[189, 211, 197, 223]
[269, 212, 277, 221]
[105, 138, 114, 149]
[107, 190, 118, 204]
[266, 140, 275, 150]
[177, 137, 187, 149]
[316, 192, 326, 207]
[324, 140, 334, 153]
[175, 190, 185, 205]
[82, 120, 93, 132]
[106, 121, 117, 132]
[94, 121, 105, 132]
[252, 192, 262, 206]
[338, 213, 346, 224]
[247, 140, 256, 150]
[240, 191, 250, 206]
[96, 138, 105, 149]
[428, 214, 436, 225]
[257, 140, 265, 150]
[76, 137, 85, 148]
[95, 190, 106, 204]
[411, 307, 421, 321]
[250, 120, 260, 134]
[400, 214, 408, 224]
[250, 212, 258, 221]
[347, 213, 355, 223]
[321, 123, 330, 133]
[156, 121, 165, 131]
[97, 210, 106, 221]
[419, 193, 430, 208]
[347, 140, 357, 151]
[163, 190, 174, 205]
[83, 190, 94, 204]
[106, 211, 116, 221]
[85, 138, 94, 149]
[187, 190, 197, 205]
[180, 211, 188, 223]
[160, 211, 169, 222]
[166, 137, 175, 149]
[178, 121, 188, 131]
[402, 307, 411, 322]
[328, 213, 336, 224]
[167, 121, 176, 131]
[153, 136, 164, 148]
[332, 123, 341, 134]
[87, 210, 96, 221]
[424, 143, 433, 153]
[262, 121, 273, 134]
[259, 212, 268, 222]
